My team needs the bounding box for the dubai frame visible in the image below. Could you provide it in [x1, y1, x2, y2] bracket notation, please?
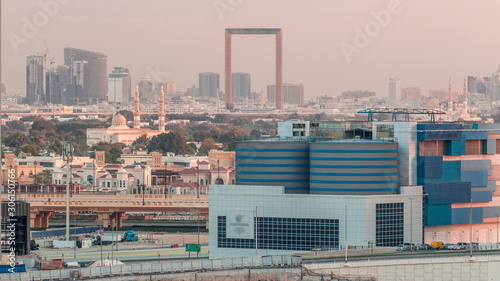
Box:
[224, 28, 283, 110]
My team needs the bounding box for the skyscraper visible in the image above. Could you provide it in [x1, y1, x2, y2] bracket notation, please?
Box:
[199, 72, 220, 98]
[267, 83, 304, 105]
[232, 72, 251, 101]
[388, 77, 401, 100]
[71, 60, 89, 104]
[26, 55, 45, 105]
[108, 67, 132, 105]
[46, 65, 79, 105]
[64, 47, 107, 102]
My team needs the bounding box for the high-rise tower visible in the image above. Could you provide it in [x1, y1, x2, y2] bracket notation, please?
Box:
[26, 55, 45, 105]
[158, 86, 165, 132]
[64, 48, 107, 103]
[134, 86, 141, 129]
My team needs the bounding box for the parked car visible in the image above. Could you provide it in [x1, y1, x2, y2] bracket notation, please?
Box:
[396, 244, 409, 251]
[403, 243, 416, 251]
[430, 241, 445, 249]
[457, 242, 469, 250]
[445, 243, 460, 250]
[470, 242, 479, 250]
[418, 243, 432, 250]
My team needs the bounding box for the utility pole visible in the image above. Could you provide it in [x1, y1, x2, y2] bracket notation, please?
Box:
[164, 161, 167, 199]
[63, 142, 73, 241]
[33, 160, 37, 198]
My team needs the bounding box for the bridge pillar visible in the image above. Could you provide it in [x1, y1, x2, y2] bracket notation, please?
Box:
[117, 212, 124, 228]
[40, 212, 52, 228]
[30, 212, 38, 228]
[98, 213, 111, 228]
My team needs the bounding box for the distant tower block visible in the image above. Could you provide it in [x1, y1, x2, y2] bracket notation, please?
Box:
[158, 86, 165, 132]
[225, 28, 283, 110]
[134, 86, 141, 129]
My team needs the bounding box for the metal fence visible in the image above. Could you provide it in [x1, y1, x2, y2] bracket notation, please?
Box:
[1, 255, 301, 280]
[31, 227, 101, 239]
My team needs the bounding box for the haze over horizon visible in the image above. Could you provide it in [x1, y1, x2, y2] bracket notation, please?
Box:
[3, 0, 500, 101]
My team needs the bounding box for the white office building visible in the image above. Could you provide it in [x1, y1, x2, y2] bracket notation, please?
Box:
[209, 185, 423, 259]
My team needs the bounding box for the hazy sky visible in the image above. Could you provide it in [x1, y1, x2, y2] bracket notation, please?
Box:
[3, 0, 500, 100]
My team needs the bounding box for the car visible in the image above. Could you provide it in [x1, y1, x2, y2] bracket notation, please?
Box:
[457, 242, 469, 250]
[418, 243, 432, 250]
[445, 243, 460, 250]
[396, 244, 409, 251]
[403, 243, 416, 251]
[430, 241, 445, 249]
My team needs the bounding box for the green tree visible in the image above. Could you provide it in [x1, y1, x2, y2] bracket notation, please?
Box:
[117, 110, 134, 121]
[4, 132, 29, 148]
[147, 132, 195, 155]
[7, 120, 27, 132]
[22, 143, 41, 155]
[90, 142, 125, 164]
[198, 138, 217, 155]
[33, 170, 52, 185]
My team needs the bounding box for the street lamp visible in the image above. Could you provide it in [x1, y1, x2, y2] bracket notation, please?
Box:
[496, 214, 499, 244]
[469, 199, 473, 258]
[142, 165, 145, 206]
[33, 160, 37, 198]
[408, 197, 414, 252]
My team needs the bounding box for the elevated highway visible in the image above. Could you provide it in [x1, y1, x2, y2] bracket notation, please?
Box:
[3, 193, 209, 228]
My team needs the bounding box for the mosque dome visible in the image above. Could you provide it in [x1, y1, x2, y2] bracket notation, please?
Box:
[110, 114, 128, 128]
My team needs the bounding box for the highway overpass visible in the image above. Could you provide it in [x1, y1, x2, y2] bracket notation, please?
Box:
[3, 193, 208, 228]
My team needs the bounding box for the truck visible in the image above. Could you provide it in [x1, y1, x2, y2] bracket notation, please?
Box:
[92, 233, 123, 246]
[123, 230, 138, 242]
[92, 231, 138, 245]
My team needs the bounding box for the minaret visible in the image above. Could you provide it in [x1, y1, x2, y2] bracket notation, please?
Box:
[134, 86, 141, 129]
[463, 77, 468, 114]
[158, 86, 165, 132]
[447, 77, 453, 111]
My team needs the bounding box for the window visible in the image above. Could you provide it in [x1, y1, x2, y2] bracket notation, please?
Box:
[375, 203, 404, 247]
[465, 140, 483, 155]
[419, 141, 445, 156]
[217, 216, 339, 251]
[87, 175, 93, 185]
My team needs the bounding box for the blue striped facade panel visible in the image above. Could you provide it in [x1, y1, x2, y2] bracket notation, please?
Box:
[485, 139, 497, 155]
[425, 182, 471, 204]
[462, 130, 488, 140]
[417, 156, 443, 178]
[461, 160, 492, 174]
[461, 170, 488, 187]
[425, 204, 452, 226]
[309, 142, 398, 195]
[451, 207, 483, 224]
[471, 191, 492, 203]
[236, 141, 310, 194]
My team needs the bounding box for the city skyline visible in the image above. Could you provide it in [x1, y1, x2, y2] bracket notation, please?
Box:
[3, 0, 500, 101]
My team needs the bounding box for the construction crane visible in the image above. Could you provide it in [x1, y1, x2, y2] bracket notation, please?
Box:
[43, 39, 56, 69]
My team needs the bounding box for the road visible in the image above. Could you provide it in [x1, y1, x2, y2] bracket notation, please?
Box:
[37, 245, 209, 264]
